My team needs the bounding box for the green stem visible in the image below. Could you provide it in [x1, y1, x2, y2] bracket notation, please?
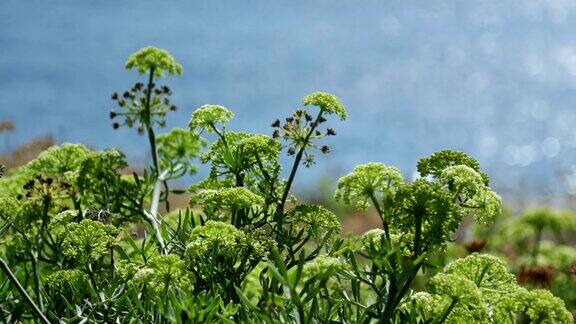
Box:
[413, 210, 423, 257]
[144, 67, 159, 175]
[275, 109, 324, 234]
[394, 262, 423, 304]
[380, 278, 398, 323]
[30, 255, 43, 312]
[0, 258, 50, 324]
[437, 298, 457, 324]
[369, 194, 390, 242]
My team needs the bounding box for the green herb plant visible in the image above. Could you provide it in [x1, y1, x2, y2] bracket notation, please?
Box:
[0, 47, 572, 323]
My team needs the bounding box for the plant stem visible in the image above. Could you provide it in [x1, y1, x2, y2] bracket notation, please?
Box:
[437, 298, 457, 324]
[275, 109, 324, 233]
[30, 255, 43, 312]
[380, 278, 398, 323]
[0, 258, 50, 324]
[144, 67, 159, 175]
[369, 194, 390, 242]
[413, 210, 422, 257]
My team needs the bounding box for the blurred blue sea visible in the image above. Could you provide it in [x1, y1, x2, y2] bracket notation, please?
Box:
[2, 1, 576, 199]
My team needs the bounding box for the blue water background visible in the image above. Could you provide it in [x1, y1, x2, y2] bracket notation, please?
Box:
[2, 1, 576, 199]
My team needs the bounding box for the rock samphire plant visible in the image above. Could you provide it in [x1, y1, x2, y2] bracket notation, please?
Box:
[0, 47, 572, 323]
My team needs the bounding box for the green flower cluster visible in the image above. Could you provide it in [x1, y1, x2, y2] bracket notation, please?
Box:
[61, 219, 117, 263]
[334, 162, 404, 210]
[200, 187, 265, 217]
[45, 269, 90, 303]
[238, 134, 281, 159]
[186, 221, 266, 260]
[361, 228, 413, 263]
[519, 289, 573, 323]
[428, 273, 485, 311]
[303, 92, 348, 120]
[416, 149, 489, 184]
[0, 144, 91, 196]
[302, 256, 349, 279]
[336, 150, 503, 256]
[157, 128, 206, 175]
[439, 165, 502, 224]
[403, 254, 572, 323]
[200, 132, 280, 171]
[287, 204, 341, 238]
[189, 104, 234, 133]
[125, 46, 183, 77]
[131, 254, 193, 294]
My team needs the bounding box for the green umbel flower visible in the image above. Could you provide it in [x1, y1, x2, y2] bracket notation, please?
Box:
[440, 165, 485, 196]
[428, 273, 490, 323]
[186, 221, 247, 257]
[125, 46, 183, 77]
[286, 204, 341, 238]
[201, 187, 264, 214]
[62, 219, 118, 263]
[303, 92, 348, 120]
[428, 273, 484, 305]
[237, 134, 281, 159]
[417, 149, 489, 184]
[443, 254, 517, 299]
[467, 189, 503, 224]
[45, 269, 90, 303]
[361, 228, 413, 263]
[189, 104, 234, 133]
[520, 289, 573, 324]
[442, 253, 519, 321]
[334, 162, 404, 210]
[302, 256, 348, 278]
[393, 179, 460, 253]
[132, 254, 193, 294]
[157, 128, 206, 175]
[186, 221, 270, 264]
